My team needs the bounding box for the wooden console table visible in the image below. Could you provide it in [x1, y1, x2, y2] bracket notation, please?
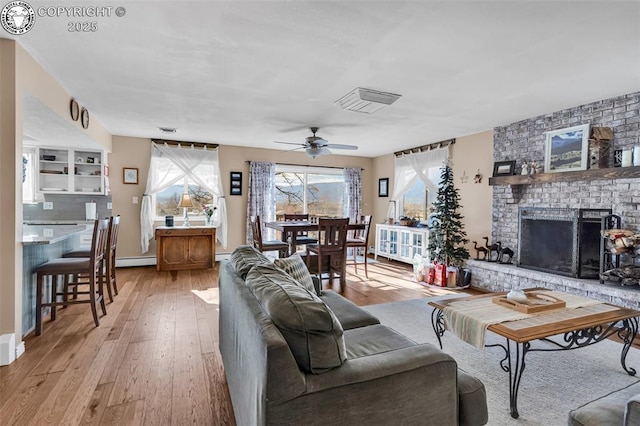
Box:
[155, 226, 216, 280]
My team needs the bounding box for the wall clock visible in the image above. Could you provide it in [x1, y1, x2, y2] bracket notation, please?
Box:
[80, 107, 90, 129]
[70, 98, 79, 121]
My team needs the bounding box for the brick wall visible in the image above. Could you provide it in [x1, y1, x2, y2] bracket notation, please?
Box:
[491, 91, 640, 252]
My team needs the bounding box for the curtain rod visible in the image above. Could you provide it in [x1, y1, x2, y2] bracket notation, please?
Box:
[393, 138, 455, 157]
[246, 161, 364, 171]
[152, 139, 219, 149]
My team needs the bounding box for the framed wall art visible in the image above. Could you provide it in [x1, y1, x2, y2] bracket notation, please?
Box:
[492, 160, 516, 177]
[544, 124, 590, 173]
[378, 178, 389, 197]
[123, 167, 139, 184]
[230, 171, 242, 196]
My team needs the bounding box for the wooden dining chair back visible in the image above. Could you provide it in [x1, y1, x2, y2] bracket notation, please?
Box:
[250, 216, 289, 258]
[305, 217, 350, 291]
[63, 215, 120, 302]
[283, 213, 318, 249]
[34, 219, 109, 335]
[346, 215, 372, 278]
[105, 215, 121, 297]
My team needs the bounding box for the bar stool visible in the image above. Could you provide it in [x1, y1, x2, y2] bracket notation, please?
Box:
[63, 215, 120, 302]
[34, 219, 109, 336]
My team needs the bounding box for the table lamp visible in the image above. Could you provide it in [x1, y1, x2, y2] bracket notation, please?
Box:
[178, 193, 194, 227]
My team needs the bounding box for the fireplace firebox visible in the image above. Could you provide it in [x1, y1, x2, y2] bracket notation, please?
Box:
[517, 208, 611, 278]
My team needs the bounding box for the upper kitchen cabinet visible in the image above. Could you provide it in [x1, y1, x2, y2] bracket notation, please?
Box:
[38, 147, 107, 194]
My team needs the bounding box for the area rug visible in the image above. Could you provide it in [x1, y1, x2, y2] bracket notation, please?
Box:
[362, 298, 640, 426]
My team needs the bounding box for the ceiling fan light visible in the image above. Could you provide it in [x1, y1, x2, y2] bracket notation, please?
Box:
[305, 146, 323, 159]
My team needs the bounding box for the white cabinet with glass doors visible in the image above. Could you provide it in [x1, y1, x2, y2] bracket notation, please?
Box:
[375, 223, 429, 264]
[37, 147, 107, 195]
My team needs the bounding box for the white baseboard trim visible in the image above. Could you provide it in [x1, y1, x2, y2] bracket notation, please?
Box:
[0, 333, 16, 365]
[15, 341, 25, 359]
[116, 257, 157, 267]
[116, 254, 230, 268]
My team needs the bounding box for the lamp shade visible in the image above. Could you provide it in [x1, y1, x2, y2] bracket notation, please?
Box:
[178, 193, 194, 208]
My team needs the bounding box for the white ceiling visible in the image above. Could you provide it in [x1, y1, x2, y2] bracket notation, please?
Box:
[11, 1, 640, 157]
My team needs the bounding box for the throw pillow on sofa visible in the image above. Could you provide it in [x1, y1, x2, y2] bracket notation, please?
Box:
[246, 263, 347, 374]
[274, 253, 315, 293]
[229, 245, 271, 278]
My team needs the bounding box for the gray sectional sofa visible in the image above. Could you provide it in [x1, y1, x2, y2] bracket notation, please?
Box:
[218, 246, 488, 426]
[569, 381, 640, 426]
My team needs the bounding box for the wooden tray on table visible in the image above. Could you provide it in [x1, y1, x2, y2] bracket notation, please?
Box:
[492, 292, 566, 313]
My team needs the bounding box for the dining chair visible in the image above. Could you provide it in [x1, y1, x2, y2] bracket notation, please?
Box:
[305, 218, 350, 291]
[346, 215, 372, 278]
[283, 213, 318, 251]
[251, 215, 289, 258]
[34, 218, 109, 335]
[63, 215, 120, 302]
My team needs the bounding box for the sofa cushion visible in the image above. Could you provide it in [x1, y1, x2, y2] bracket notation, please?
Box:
[320, 290, 380, 330]
[344, 324, 416, 359]
[246, 263, 347, 374]
[229, 245, 270, 279]
[568, 381, 640, 426]
[274, 254, 315, 293]
[457, 369, 488, 426]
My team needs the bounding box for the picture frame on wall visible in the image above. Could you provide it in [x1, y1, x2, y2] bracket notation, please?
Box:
[544, 124, 590, 173]
[230, 171, 242, 196]
[378, 178, 389, 197]
[123, 167, 139, 184]
[492, 160, 516, 177]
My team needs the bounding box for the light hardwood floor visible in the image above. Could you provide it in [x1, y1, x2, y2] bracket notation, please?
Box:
[0, 258, 464, 425]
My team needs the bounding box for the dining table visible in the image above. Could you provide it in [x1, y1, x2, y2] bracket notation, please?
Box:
[264, 220, 365, 256]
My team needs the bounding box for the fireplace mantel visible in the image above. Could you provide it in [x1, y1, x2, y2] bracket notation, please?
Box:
[489, 165, 640, 186]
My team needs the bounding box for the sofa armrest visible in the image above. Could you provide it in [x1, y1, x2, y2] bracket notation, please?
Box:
[305, 343, 455, 393]
[625, 394, 640, 426]
[271, 343, 466, 426]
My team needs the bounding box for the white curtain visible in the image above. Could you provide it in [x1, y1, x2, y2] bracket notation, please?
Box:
[390, 146, 449, 219]
[140, 143, 227, 253]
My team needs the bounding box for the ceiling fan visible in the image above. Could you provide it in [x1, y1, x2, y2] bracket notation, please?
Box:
[275, 127, 358, 159]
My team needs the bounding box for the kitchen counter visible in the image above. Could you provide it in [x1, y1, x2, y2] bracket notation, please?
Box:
[23, 224, 92, 245]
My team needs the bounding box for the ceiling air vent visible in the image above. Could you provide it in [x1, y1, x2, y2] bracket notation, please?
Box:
[335, 87, 401, 114]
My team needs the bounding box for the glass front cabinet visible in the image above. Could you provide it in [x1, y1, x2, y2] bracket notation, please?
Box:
[375, 224, 429, 264]
[37, 147, 107, 195]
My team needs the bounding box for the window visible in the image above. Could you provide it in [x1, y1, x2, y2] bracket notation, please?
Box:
[402, 180, 428, 220]
[155, 178, 213, 218]
[401, 167, 441, 220]
[275, 165, 345, 219]
[22, 147, 37, 203]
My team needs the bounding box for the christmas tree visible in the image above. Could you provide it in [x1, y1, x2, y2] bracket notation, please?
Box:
[428, 163, 469, 266]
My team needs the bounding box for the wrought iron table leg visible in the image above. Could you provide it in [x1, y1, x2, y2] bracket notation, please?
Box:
[430, 308, 445, 349]
[504, 339, 529, 419]
[619, 317, 639, 376]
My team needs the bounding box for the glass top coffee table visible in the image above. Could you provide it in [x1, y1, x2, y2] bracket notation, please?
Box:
[429, 289, 640, 419]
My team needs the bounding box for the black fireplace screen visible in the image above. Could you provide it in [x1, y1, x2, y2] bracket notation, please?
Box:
[517, 208, 611, 278]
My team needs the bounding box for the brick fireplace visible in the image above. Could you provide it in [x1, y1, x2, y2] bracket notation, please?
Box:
[466, 91, 640, 308]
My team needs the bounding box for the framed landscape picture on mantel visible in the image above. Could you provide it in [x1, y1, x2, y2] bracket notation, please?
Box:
[544, 124, 590, 173]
